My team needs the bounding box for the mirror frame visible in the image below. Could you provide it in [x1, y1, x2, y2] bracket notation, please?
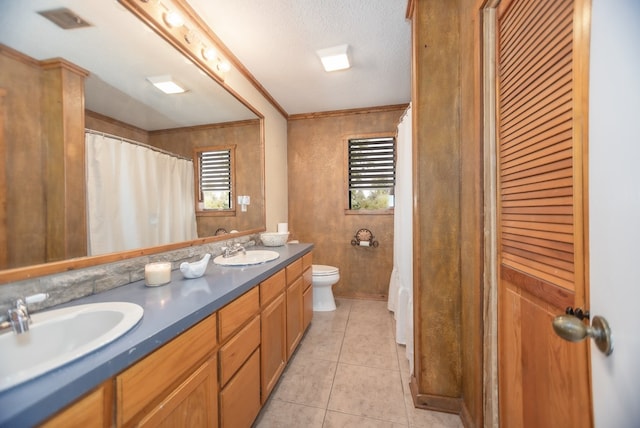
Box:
[0, 0, 267, 285]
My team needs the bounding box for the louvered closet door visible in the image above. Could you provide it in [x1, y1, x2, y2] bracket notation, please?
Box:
[496, 0, 592, 426]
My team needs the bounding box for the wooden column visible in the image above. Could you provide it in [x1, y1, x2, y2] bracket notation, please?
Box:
[40, 59, 88, 262]
[409, 0, 463, 413]
[0, 88, 7, 268]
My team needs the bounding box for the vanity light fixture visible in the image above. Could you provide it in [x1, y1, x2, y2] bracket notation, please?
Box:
[121, 0, 234, 82]
[217, 61, 231, 73]
[163, 10, 184, 28]
[146, 75, 187, 94]
[202, 47, 217, 61]
[316, 44, 351, 72]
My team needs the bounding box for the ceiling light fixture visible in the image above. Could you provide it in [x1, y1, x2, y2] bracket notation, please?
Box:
[146, 75, 187, 94]
[316, 44, 351, 72]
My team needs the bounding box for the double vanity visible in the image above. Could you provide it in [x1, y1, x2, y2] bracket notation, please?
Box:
[0, 243, 313, 427]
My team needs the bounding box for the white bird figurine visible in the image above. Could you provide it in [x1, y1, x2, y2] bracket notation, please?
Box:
[180, 253, 211, 279]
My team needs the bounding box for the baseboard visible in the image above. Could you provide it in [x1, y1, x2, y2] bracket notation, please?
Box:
[409, 376, 462, 414]
[459, 401, 474, 428]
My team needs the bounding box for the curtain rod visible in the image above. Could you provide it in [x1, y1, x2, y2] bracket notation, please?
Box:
[85, 129, 192, 162]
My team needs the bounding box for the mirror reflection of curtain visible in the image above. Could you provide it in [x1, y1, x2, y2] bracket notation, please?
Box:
[387, 104, 414, 374]
[85, 132, 198, 255]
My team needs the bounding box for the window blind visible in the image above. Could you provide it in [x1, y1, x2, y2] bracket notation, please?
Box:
[199, 149, 231, 195]
[348, 137, 396, 191]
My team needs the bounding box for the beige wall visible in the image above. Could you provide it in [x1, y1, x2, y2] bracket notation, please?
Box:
[287, 107, 406, 299]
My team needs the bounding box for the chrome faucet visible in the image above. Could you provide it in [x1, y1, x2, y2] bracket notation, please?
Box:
[1, 293, 49, 335]
[222, 243, 246, 258]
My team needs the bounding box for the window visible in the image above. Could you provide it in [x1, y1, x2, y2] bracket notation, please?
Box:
[194, 145, 236, 213]
[347, 136, 396, 211]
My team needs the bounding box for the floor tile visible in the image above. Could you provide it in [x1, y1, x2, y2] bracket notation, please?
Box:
[254, 399, 326, 428]
[339, 328, 399, 370]
[323, 410, 407, 427]
[272, 352, 337, 408]
[328, 363, 408, 425]
[257, 298, 463, 428]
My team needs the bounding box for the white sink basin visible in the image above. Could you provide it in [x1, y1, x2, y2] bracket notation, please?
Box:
[0, 301, 143, 392]
[213, 250, 280, 266]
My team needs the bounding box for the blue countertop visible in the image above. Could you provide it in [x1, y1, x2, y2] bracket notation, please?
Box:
[0, 243, 312, 427]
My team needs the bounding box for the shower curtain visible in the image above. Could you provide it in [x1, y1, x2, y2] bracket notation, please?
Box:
[387, 104, 414, 374]
[85, 132, 198, 255]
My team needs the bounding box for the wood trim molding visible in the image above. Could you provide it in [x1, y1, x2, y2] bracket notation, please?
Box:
[409, 376, 462, 415]
[288, 103, 409, 121]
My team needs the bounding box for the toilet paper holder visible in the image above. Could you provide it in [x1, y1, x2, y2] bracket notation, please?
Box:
[351, 228, 379, 247]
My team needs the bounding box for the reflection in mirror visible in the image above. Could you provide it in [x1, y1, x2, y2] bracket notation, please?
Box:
[0, 1, 265, 271]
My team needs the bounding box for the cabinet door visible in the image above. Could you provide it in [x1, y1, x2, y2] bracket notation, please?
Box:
[286, 276, 304, 359]
[220, 350, 261, 428]
[42, 382, 112, 428]
[138, 357, 218, 428]
[261, 293, 286, 402]
[117, 314, 217, 426]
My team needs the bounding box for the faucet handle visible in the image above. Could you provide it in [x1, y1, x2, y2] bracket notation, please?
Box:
[9, 307, 30, 334]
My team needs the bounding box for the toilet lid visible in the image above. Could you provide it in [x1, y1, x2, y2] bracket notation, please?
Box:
[313, 264, 339, 276]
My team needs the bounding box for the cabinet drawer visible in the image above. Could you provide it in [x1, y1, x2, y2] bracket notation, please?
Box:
[285, 258, 303, 285]
[117, 314, 217, 426]
[219, 315, 260, 386]
[260, 269, 286, 307]
[218, 287, 259, 342]
[302, 252, 312, 271]
[220, 350, 261, 428]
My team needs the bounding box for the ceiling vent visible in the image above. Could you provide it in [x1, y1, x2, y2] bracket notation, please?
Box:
[38, 8, 92, 30]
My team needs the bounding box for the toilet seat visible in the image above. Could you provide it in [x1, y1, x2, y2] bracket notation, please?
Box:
[312, 264, 339, 276]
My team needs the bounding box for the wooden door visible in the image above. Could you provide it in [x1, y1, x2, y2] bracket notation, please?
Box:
[496, 0, 592, 426]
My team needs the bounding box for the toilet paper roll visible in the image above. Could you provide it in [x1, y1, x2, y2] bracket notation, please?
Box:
[359, 240, 370, 247]
[277, 223, 288, 233]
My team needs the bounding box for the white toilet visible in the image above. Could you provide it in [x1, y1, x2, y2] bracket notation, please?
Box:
[312, 265, 340, 311]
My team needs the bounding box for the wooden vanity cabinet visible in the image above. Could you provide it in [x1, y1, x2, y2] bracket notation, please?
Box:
[259, 269, 287, 403]
[41, 382, 112, 428]
[40, 251, 314, 428]
[116, 314, 218, 427]
[217, 287, 261, 428]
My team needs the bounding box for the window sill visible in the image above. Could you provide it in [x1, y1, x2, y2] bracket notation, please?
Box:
[344, 209, 394, 216]
[196, 210, 236, 217]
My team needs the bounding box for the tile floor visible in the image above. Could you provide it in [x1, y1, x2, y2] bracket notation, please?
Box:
[253, 298, 463, 428]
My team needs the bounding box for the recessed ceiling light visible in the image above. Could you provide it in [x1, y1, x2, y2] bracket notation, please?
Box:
[316, 44, 351, 72]
[146, 75, 187, 94]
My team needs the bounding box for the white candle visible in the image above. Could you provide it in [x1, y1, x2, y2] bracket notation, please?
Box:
[145, 262, 172, 286]
[277, 222, 288, 233]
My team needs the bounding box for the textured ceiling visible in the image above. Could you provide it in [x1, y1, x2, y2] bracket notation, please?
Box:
[189, 0, 412, 115]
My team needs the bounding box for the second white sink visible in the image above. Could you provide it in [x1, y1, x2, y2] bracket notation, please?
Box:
[0, 301, 143, 392]
[213, 250, 280, 266]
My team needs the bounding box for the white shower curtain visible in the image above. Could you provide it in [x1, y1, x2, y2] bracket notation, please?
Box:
[387, 104, 414, 374]
[86, 132, 198, 255]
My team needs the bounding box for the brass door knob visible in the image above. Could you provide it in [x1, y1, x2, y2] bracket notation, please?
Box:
[552, 314, 613, 356]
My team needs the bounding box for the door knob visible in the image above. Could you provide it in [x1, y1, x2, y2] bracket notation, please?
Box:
[552, 314, 613, 356]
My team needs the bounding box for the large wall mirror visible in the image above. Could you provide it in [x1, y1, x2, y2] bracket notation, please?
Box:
[0, 0, 265, 276]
